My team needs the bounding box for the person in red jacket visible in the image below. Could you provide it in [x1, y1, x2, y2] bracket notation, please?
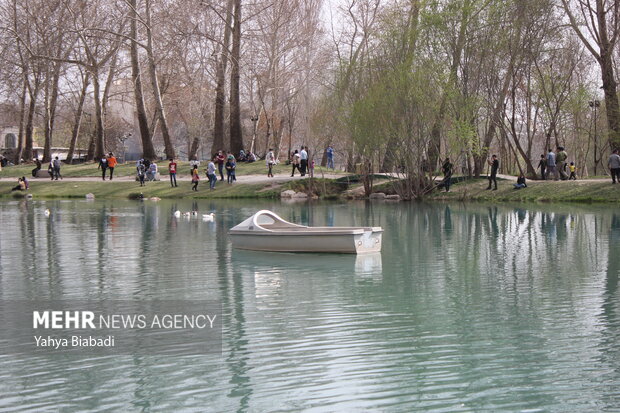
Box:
[168, 158, 178, 187]
[106, 153, 118, 180]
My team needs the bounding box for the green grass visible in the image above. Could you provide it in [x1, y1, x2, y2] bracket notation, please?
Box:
[0, 160, 343, 179]
[0, 180, 279, 200]
[429, 177, 620, 203]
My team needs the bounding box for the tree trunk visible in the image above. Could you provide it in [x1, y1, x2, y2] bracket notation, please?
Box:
[23, 80, 40, 162]
[92, 69, 105, 160]
[130, 0, 156, 160]
[13, 77, 27, 164]
[42, 64, 61, 163]
[229, 0, 243, 155]
[596, 1, 620, 147]
[66, 72, 90, 163]
[145, 0, 175, 159]
[212, 0, 234, 156]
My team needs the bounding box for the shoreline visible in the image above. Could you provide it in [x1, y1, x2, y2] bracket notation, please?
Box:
[2, 175, 620, 203]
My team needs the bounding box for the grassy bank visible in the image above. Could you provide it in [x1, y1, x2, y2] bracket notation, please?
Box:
[3, 169, 620, 203]
[427, 177, 620, 203]
[0, 180, 279, 200]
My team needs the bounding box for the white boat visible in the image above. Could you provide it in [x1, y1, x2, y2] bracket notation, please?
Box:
[229, 210, 383, 254]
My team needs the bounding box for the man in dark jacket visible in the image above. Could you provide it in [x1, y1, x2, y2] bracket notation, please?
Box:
[487, 155, 499, 190]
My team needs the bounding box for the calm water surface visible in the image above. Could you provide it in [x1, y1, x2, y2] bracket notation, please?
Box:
[0, 199, 619, 412]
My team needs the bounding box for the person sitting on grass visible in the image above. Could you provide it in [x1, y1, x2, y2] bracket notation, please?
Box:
[11, 177, 26, 191]
[513, 174, 527, 189]
[569, 162, 577, 180]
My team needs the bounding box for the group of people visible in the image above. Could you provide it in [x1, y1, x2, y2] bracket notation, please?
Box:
[135, 159, 159, 186]
[98, 153, 118, 180]
[290, 146, 312, 177]
[441, 145, 620, 192]
[48, 157, 62, 180]
[174, 150, 238, 191]
[537, 147, 576, 181]
[441, 154, 500, 192]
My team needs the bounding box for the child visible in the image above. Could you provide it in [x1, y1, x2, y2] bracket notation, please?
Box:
[569, 162, 577, 180]
[225, 157, 236, 183]
[137, 161, 146, 186]
[191, 165, 200, 191]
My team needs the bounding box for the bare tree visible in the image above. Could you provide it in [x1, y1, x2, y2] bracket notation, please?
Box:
[562, 0, 620, 147]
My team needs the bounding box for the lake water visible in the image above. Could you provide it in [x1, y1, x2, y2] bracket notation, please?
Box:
[0, 199, 619, 412]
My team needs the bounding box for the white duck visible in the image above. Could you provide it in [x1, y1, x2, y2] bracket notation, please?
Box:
[173, 210, 181, 218]
[44, 208, 51, 217]
[191, 211, 199, 217]
[202, 213, 215, 222]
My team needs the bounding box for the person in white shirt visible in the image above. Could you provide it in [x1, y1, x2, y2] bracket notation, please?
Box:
[300, 146, 308, 176]
[206, 157, 217, 189]
[148, 162, 158, 181]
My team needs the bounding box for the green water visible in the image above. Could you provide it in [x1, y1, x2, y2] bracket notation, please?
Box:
[0, 199, 619, 412]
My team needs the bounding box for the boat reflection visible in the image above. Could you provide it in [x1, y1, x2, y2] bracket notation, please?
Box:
[232, 250, 382, 277]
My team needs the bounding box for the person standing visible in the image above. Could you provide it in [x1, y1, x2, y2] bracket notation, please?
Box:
[608, 149, 620, 184]
[207, 157, 217, 190]
[290, 150, 301, 176]
[107, 153, 117, 180]
[227, 152, 236, 181]
[168, 158, 178, 187]
[300, 146, 308, 176]
[225, 156, 236, 183]
[326, 145, 334, 169]
[191, 165, 200, 191]
[486, 154, 499, 190]
[216, 150, 225, 181]
[556, 146, 568, 180]
[545, 148, 558, 180]
[137, 160, 146, 186]
[32, 158, 41, 177]
[568, 162, 577, 180]
[99, 156, 108, 180]
[537, 154, 546, 180]
[442, 157, 453, 192]
[266, 148, 275, 177]
[48, 159, 54, 180]
[52, 156, 62, 180]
